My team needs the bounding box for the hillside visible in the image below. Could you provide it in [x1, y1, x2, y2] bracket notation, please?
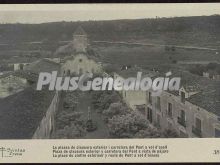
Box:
[0, 15, 220, 69]
[0, 15, 220, 48]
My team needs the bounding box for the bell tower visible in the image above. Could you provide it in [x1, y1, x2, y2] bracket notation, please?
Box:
[73, 26, 88, 53]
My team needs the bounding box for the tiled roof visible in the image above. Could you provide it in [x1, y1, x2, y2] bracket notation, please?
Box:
[188, 81, 220, 116]
[25, 58, 60, 74]
[0, 85, 55, 139]
[166, 69, 220, 116]
[117, 67, 158, 79]
[7, 57, 39, 64]
[14, 70, 39, 82]
[0, 71, 38, 82]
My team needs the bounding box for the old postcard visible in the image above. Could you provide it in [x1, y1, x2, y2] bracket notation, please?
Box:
[0, 3, 220, 163]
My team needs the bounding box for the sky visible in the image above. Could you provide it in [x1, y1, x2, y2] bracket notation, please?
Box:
[0, 4, 219, 24]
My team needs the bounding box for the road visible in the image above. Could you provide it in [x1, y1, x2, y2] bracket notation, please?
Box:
[93, 40, 218, 51]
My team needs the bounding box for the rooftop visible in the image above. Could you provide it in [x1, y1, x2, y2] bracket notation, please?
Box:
[166, 69, 220, 116]
[25, 58, 60, 74]
[0, 85, 55, 139]
[116, 67, 159, 79]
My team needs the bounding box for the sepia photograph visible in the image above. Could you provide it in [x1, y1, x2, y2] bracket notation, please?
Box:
[0, 3, 219, 142]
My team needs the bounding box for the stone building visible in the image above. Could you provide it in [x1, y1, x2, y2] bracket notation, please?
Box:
[145, 70, 220, 138]
[72, 26, 88, 53]
[0, 72, 28, 98]
[203, 71, 220, 80]
[61, 26, 102, 75]
[115, 67, 220, 138]
[0, 59, 60, 139]
[113, 67, 158, 111]
[32, 91, 60, 139]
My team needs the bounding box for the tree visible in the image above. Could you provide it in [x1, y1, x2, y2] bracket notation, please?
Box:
[54, 123, 86, 139]
[54, 110, 86, 139]
[207, 62, 218, 70]
[102, 102, 129, 122]
[189, 64, 206, 76]
[135, 128, 179, 138]
[103, 64, 119, 74]
[108, 111, 149, 138]
[91, 91, 121, 113]
[56, 111, 84, 129]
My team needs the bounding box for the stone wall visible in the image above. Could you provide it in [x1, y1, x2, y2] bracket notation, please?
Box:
[32, 91, 60, 139]
[62, 54, 102, 75]
[145, 90, 220, 138]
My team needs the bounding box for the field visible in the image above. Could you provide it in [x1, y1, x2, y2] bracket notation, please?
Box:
[93, 43, 220, 71]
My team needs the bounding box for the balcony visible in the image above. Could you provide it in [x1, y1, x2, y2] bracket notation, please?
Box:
[177, 117, 186, 127]
[192, 126, 202, 138]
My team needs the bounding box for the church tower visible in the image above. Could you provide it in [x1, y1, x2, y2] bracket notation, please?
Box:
[73, 26, 88, 53]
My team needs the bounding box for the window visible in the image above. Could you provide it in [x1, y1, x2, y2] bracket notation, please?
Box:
[192, 117, 202, 137]
[149, 92, 152, 104]
[79, 59, 82, 62]
[180, 110, 186, 122]
[195, 117, 202, 131]
[19, 64, 24, 70]
[178, 110, 186, 127]
[181, 91, 185, 103]
[147, 107, 153, 123]
[215, 128, 220, 137]
[168, 102, 172, 117]
[156, 97, 161, 110]
[156, 114, 161, 127]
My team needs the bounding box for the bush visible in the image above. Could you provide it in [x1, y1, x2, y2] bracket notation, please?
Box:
[108, 111, 149, 138]
[189, 64, 206, 76]
[91, 91, 121, 113]
[56, 111, 84, 129]
[161, 129, 179, 138]
[54, 110, 86, 139]
[54, 123, 86, 139]
[62, 91, 79, 110]
[135, 128, 161, 138]
[102, 102, 129, 122]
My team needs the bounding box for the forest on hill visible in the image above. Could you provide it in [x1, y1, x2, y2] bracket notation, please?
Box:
[0, 15, 220, 48]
